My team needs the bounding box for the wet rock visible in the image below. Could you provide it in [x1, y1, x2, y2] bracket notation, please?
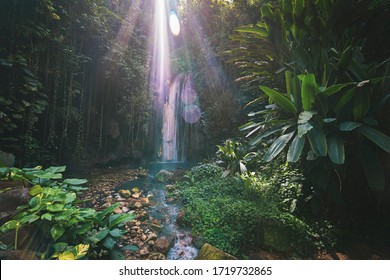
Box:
[134, 202, 142, 209]
[132, 193, 140, 199]
[122, 207, 129, 213]
[131, 187, 140, 194]
[113, 207, 122, 214]
[119, 189, 131, 198]
[197, 243, 237, 260]
[166, 197, 175, 204]
[154, 236, 174, 255]
[146, 232, 158, 241]
[140, 234, 147, 241]
[155, 170, 174, 183]
[102, 202, 111, 208]
[140, 197, 150, 207]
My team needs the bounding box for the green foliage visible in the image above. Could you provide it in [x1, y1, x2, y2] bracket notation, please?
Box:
[178, 159, 334, 257]
[230, 0, 390, 214]
[0, 166, 134, 259]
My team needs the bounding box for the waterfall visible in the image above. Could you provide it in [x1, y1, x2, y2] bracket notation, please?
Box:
[159, 75, 201, 162]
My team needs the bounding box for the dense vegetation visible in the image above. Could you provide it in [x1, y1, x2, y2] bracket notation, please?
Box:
[1, 0, 390, 259]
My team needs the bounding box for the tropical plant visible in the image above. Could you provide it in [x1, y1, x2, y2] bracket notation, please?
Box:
[0, 166, 135, 259]
[230, 0, 390, 214]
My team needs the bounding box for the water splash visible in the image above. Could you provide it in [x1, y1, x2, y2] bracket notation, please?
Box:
[167, 231, 198, 260]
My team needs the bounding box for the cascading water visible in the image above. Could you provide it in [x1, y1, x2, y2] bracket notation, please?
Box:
[149, 0, 200, 163]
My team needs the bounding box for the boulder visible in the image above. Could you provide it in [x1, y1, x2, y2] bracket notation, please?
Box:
[0, 187, 30, 212]
[196, 243, 237, 260]
[131, 187, 140, 194]
[140, 197, 150, 207]
[155, 170, 174, 183]
[154, 236, 174, 255]
[193, 235, 207, 249]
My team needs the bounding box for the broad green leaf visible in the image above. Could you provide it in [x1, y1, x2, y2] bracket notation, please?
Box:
[298, 122, 313, 137]
[357, 125, 390, 153]
[53, 242, 68, 252]
[360, 144, 385, 191]
[307, 127, 327, 156]
[287, 134, 306, 162]
[102, 236, 116, 250]
[260, 86, 297, 115]
[298, 111, 317, 124]
[1, 220, 19, 232]
[47, 203, 65, 212]
[264, 132, 295, 162]
[239, 121, 259, 131]
[35, 172, 62, 180]
[45, 166, 66, 173]
[63, 178, 88, 185]
[339, 122, 362, 131]
[41, 213, 53, 221]
[28, 196, 40, 208]
[338, 46, 353, 73]
[74, 222, 93, 235]
[294, 0, 304, 16]
[29, 185, 43, 196]
[96, 228, 110, 241]
[98, 203, 121, 219]
[321, 82, 355, 96]
[51, 225, 65, 241]
[300, 74, 320, 111]
[334, 87, 356, 113]
[65, 193, 77, 204]
[249, 126, 284, 146]
[327, 135, 345, 164]
[108, 213, 135, 229]
[73, 244, 89, 259]
[58, 251, 75, 260]
[109, 228, 124, 238]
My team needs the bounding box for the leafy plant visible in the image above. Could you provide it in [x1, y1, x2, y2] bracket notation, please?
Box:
[0, 166, 134, 259]
[230, 0, 390, 214]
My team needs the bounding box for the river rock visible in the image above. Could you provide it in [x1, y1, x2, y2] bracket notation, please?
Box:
[196, 243, 237, 260]
[155, 170, 174, 183]
[154, 236, 174, 255]
[146, 232, 158, 241]
[193, 235, 207, 249]
[119, 189, 131, 198]
[132, 187, 140, 194]
[134, 202, 142, 209]
[147, 253, 166, 260]
[140, 197, 150, 206]
[122, 207, 129, 213]
[113, 207, 122, 214]
[132, 192, 140, 199]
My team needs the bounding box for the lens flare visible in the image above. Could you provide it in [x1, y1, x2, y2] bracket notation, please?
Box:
[169, 11, 181, 36]
[182, 104, 201, 124]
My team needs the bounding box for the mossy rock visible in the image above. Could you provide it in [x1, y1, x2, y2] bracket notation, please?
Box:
[196, 243, 237, 260]
[155, 170, 174, 183]
[119, 189, 131, 198]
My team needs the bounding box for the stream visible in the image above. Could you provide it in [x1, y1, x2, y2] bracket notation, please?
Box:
[118, 162, 198, 260]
